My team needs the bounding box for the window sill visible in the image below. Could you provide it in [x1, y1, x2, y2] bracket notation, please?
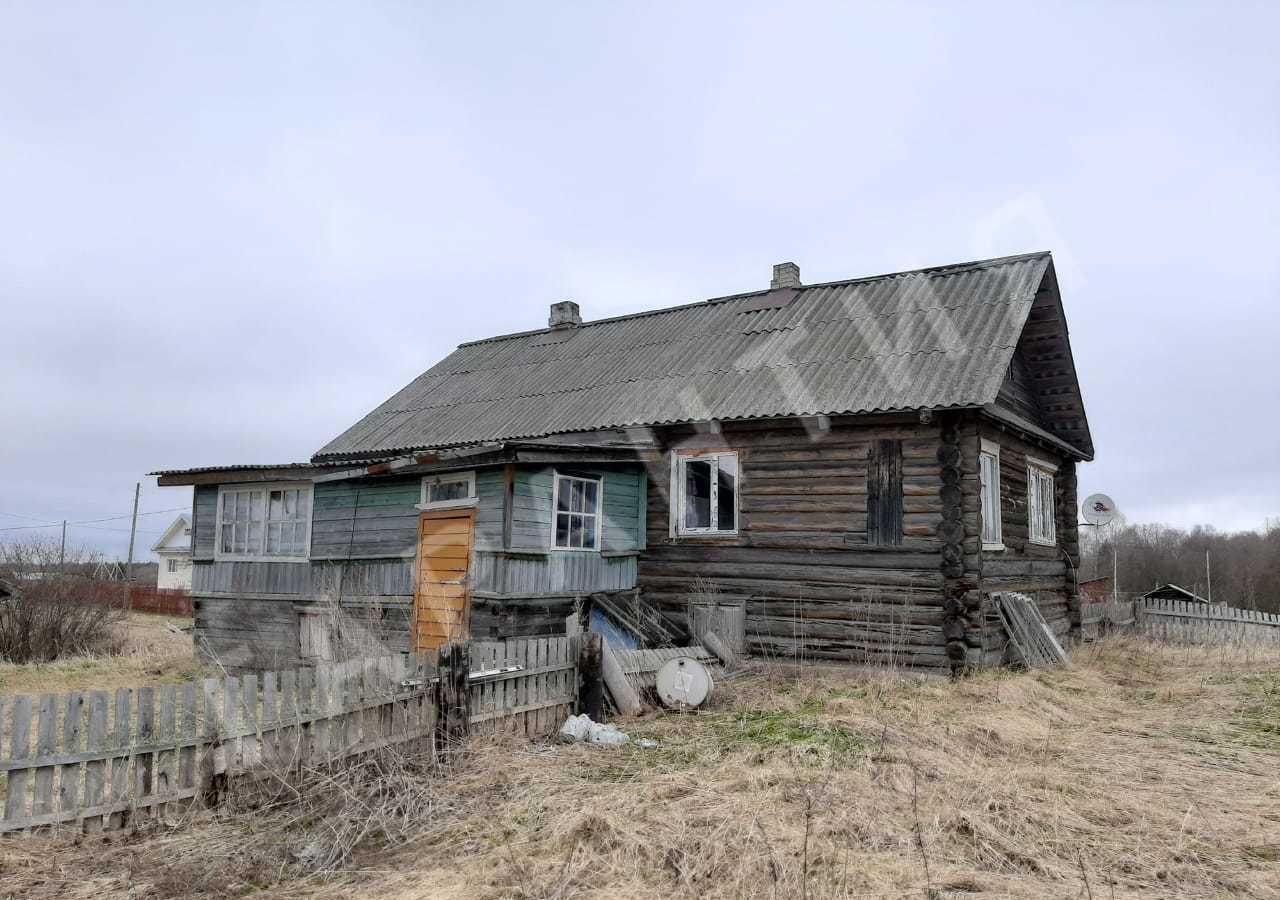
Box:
[672, 533, 740, 542]
[1028, 539, 1057, 548]
[982, 542, 1006, 552]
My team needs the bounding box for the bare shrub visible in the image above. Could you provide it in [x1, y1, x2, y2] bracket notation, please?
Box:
[0, 577, 125, 663]
[244, 743, 451, 875]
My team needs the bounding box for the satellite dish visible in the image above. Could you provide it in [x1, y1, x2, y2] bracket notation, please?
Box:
[1082, 493, 1118, 526]
[656, 657, 714, 710]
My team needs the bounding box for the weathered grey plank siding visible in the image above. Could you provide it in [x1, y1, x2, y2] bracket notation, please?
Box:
[194, 597, 304, 671]
[189, 461, 644, 667]
[475, 469, 505, 549]
[471, 551, 637, 595]
[192, 485, 217, 561]
[311, 477, 419, 558]
[192, 559, 414, 598]
[995, 348, 1042, 424]
[510, 468, 554, 550]
[507, 465, 643, 554]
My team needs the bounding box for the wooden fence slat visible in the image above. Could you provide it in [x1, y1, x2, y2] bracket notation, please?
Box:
[537, 640, 549, 733]
[341, 662, 358, 755]
[241, 675, 259, 770]
[261, 671, 278, 771]
[108, 688, 131, 830]
[59, 692, 85, 819]
[314, 662, 329, 762]
[33, 694, 57, 820]
[135, 686, 156, 817]
[83, 692, 108, 833]
[223, 677, 241, 774]
[156, 685, 176, 816]
[279, 670, 298, 772]
[4, 697, 33, 825]
[361, 659, 376, 746]
[179, 682, 197, 794]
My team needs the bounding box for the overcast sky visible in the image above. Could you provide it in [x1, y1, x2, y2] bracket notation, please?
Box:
[2, 2, 1277, 560]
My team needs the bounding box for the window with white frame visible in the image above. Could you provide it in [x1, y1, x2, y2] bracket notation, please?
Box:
[979, 439, 1003, 549]
[418, 471, 476, 509]
[675, 451, 738, 535]
[1027, 458, 1057, 546]
[552, 473, 602, 550]
[167, 558, 179, 573]
[216, 484, 312, 560]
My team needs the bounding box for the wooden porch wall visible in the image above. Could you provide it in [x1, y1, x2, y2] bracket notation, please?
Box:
[637, 419, 956, 671]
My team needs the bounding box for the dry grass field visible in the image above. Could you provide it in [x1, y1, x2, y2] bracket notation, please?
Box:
[0, 612, 197, 699]
[2, 637, 1278, 899]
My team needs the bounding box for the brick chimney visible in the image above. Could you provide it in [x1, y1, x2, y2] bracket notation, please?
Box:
[771, 261, 801, 289]
[548, 300, 581, 328]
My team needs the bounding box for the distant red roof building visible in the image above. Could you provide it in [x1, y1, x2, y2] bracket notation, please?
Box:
[1079, 576, 1111, 603]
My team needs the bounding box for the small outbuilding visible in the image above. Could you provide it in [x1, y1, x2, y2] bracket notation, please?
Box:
[1142, 583, 1216, 605]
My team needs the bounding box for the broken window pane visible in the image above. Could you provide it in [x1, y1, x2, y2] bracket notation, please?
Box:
[684, 459, 712, 529]
[716, 455, 736, 531]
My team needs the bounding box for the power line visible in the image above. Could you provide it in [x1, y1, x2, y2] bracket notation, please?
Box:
[0, 506, 188, 533]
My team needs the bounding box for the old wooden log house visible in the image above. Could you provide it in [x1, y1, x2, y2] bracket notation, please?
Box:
[154, 252, 1093, 675]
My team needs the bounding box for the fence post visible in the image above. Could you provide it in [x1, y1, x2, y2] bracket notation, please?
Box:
[578, 632, 603, 721]
[436, 642, 471, 758]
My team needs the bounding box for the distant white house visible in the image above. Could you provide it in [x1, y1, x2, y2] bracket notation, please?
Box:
[152, 514, 193, 591]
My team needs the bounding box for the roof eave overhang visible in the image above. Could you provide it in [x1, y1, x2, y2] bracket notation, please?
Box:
[312, 441, 653, 484]
[153, 464, 340, 486]
[979, 404, 1093, 461]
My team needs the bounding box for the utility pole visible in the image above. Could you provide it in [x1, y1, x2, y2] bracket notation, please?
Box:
[1206, 549, 1213, 606]
[59, 520, 67, 574]
[124, 482, 140, 596]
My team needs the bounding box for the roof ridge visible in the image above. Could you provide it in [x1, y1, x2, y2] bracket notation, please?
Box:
[457, 251, 1050, 348]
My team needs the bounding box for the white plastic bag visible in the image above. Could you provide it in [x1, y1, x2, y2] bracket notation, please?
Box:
[558, 713, 593, 743]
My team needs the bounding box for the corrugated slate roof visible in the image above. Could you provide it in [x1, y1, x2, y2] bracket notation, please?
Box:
[314, 252, 1055, 461]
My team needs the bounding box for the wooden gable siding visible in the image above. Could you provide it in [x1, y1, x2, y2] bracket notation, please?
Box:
[996, 347, 1043, 425]
[977, 423, 1079, 638]
[637, 419, 956, 671]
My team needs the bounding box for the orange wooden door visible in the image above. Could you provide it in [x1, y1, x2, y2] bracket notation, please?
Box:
[412, 508, 475, 651]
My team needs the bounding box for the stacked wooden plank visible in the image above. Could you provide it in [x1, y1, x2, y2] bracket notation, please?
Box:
[592, 590, 687, 647]
[993, 592, 1069, 668]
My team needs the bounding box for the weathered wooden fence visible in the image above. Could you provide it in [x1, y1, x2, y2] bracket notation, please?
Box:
[1081, 599, 1280, 646]
[0, 635, 584, 835]
[469, 637, 580, 736]
[1137, 598, 1280, 646]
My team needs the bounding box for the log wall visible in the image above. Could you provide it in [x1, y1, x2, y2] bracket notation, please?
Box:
[637, 418, 955, 672]
[976, 421, 1079, 642]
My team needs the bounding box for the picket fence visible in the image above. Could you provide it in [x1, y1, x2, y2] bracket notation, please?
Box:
[1138, 598, 1280, 647]
[0, 635, 582, 835]
[1081, 598, 1280, 646]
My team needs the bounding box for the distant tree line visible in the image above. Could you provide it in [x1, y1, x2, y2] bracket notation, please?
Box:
[1080, 518, 1280, 613]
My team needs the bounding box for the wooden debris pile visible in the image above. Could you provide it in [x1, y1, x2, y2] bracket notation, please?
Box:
[994, 591, 1070, 668]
